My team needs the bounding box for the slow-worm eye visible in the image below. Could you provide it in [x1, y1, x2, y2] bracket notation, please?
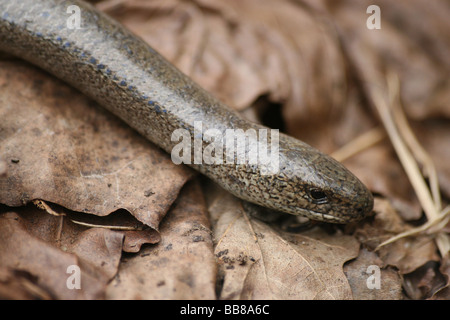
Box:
[307, 188, 328, 204]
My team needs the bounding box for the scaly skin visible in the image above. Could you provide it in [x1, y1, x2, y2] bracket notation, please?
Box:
[0, 0, 373, 223]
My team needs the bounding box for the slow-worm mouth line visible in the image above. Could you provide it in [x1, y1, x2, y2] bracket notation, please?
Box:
[305, 209, 348, 224]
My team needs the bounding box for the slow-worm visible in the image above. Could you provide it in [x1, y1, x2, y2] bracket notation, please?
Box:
[0, 0, 373, 223]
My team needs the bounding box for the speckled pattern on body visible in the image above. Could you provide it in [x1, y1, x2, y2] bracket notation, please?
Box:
[0, 0, 373, 223]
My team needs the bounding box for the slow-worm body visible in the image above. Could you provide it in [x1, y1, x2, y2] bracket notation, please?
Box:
[0, 0, 373, 223]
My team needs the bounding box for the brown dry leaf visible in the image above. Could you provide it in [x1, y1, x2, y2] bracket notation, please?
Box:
[344, 248, 403, 300]
[355, 198, 440, 275]
[208, 189, 359, 299]
[328, 0, 450, 120]
[106, 180, 217, 299]
[122, 229, 161, 253]
[0, 211, 114, 299]
[430, 255, 450, 300]
[403, 261, 448, 300]
[0, 267, 53, 300]
[0, 61, 193, 230]
[414, 121, 450, 201]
